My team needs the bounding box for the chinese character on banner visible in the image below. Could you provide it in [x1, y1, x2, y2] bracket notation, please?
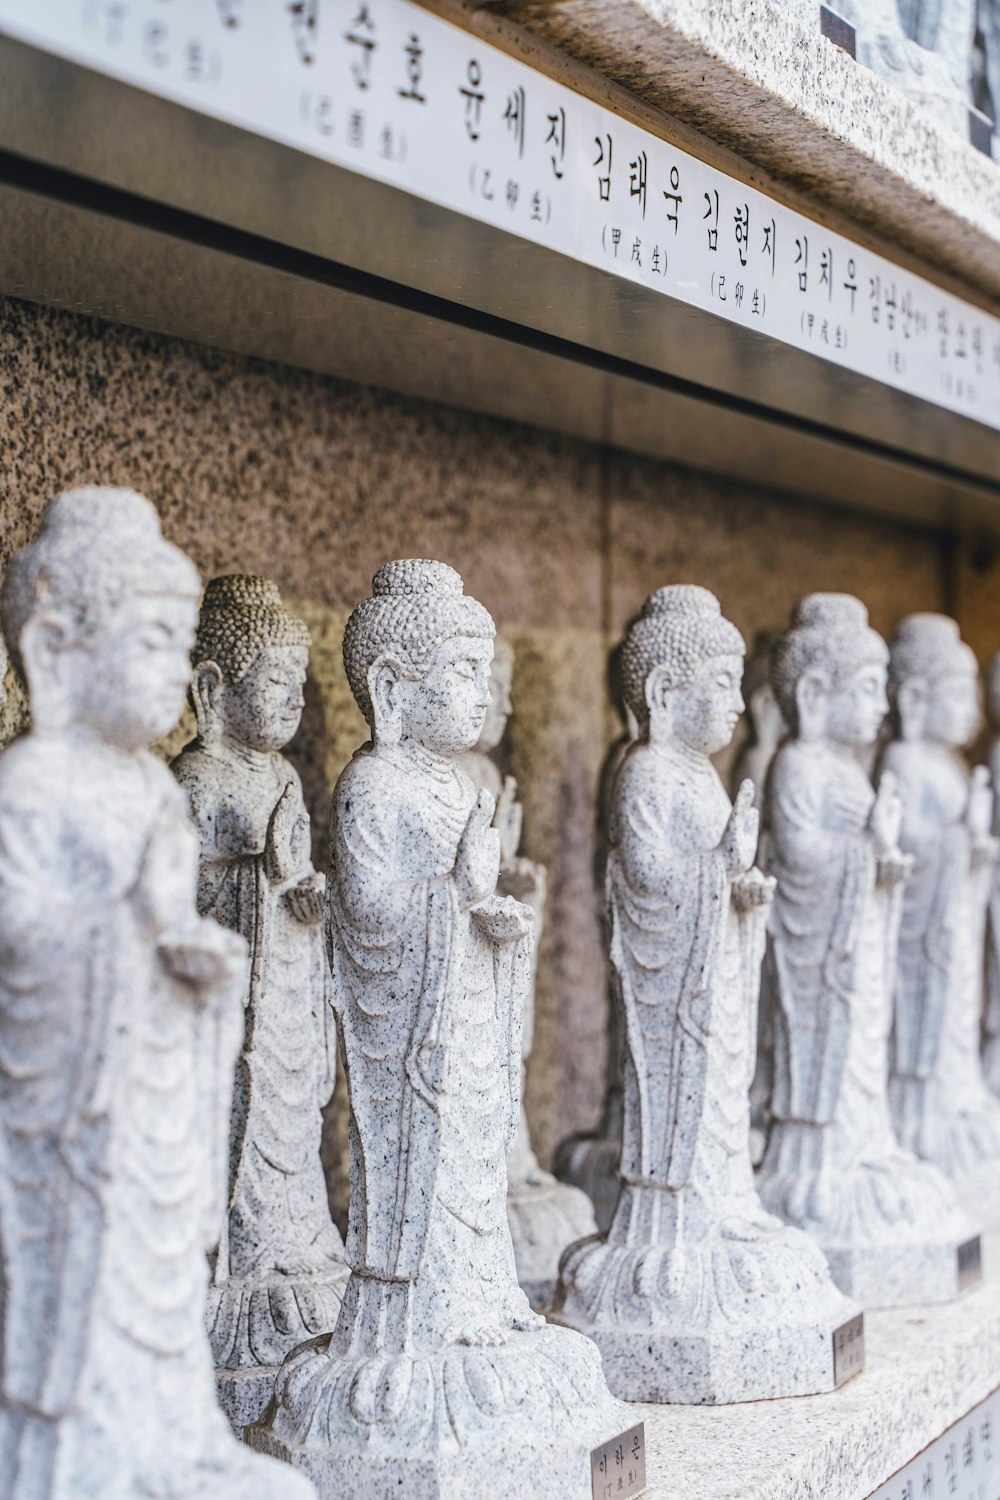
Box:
[629, 151, 647, 218]
[504, 86, 526, 157]
[397, 33, 426, 102]
[870, 275, 882, 325]
[459, 59, 484, 140]
[505, 178, 519, 210]
[631, 237, 642, 265]
[530, 189, 543, 221]
[663, 163, 682, 235]
[703, 189, 719, 252]
[734, 203, 749, 267]
[546, 106, 566, 180]
[344, 3, 376, 89]
[795, 234, 808, 292]
[593, 134, 613, 202]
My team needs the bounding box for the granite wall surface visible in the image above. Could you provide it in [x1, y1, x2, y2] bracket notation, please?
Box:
[0, 293, 981, 1224]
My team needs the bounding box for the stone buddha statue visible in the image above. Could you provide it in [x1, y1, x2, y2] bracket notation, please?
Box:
[248, 559, 624, 1494]
[0, 488, 312, 1500]
[758, 595, 975, 1305]
[552, 585, 853, 1404]
[458, 636, 596, 1307]
[171, 576, 349, 1432]
[732, 629, 787, 811]
[881, 612, 1000, 1226]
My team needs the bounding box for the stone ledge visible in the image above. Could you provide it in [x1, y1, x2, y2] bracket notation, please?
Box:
[473, 0, 1000, 307]
[630, 1234, 1000, 1499]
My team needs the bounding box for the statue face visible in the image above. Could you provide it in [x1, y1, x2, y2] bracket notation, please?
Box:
[924, 667, 980, 748]
[73, 592, 198, 751]
[668, 652, 745, 756]
[822, 661, 887, 748]
[395, 634, 493, 756]
[222, 645, 308, 753]
[476, 653, 512, 754]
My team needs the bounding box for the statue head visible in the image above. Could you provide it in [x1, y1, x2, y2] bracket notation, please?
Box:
[343, 558, 495, 756]
[190, 575, 311, 754]
[0, 486, 200, 751]
[743, 631, 787, 748]
[621, 584, 746, 756]
[889, 613, 980, 748]
[475, 636, 514, 755]
[772, 593, 888, 750]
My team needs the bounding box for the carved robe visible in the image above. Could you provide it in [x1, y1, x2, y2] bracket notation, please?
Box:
[881, 739, 1000, 1176]
[607, 741, 765, 1231]
[172, 743, 346, 1370]
[0, 735, 240, 1498]
[326, 743, 531, 1353]
[761, 739, 963, 1242]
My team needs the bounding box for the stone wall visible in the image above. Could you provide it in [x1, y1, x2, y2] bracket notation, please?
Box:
[0, 293, 975, 1221]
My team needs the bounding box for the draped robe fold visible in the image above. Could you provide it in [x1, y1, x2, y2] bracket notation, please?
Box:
[326, 745, 531, 1355]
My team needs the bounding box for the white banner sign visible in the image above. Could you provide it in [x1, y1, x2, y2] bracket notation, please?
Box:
[2, 0, 998, 434]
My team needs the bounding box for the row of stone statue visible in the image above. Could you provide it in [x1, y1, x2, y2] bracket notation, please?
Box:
[779, 0, 999, 148]
[0, 486, 994, 1500]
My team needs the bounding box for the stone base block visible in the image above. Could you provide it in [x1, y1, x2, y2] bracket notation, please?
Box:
[248, 1423, 612, 1500]
[216, 1366, 280, 1438]
[824, 1236, 980, 1307]
[551, 1313, 853, 1405]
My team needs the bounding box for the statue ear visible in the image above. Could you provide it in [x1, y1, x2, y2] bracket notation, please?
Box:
[795, 669, 829, 735]
[896, 677, 927, 739]
[644, 663, 672, 719]
[367, 655, 404, 748]
[191, 660, 224, 739]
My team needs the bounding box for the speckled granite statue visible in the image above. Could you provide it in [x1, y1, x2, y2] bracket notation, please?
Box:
[248, 560, 625, 1496]
[984, 650, 1000, 1094]
[882, 613, 1000, 1227]
[554, 653, 636, 1233]
[759, 595, 977, 1305]
[733, 631, 786, 1164]
[171, 576, 349, 1433]
[837, 0, 976, 137]
[458, 637, 596, 1307]
[551, 586, 854, 1404]
[0, 488, 313, 1500]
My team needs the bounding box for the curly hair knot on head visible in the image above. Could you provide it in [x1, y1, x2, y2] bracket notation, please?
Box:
[194, 575, 310, 683]
[621, 584, 745, 725]
[0, 486, 199, 681]
[343, 559, 495, 726]
[889, 613, 977, 690]
[771, 593, 887, 727]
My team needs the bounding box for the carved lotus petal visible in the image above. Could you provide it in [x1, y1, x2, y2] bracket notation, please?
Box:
[463, 1350, 507, 1416]
[377, 1355, 414, 1422]
[348, 1358, 383, 1424]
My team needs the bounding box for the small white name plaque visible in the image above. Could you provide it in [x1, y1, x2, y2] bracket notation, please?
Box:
[0, 0, 997, 433]
[591, 1421, 646, 1500]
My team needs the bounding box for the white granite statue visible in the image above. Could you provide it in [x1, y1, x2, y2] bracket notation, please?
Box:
[881, 613, 1000, 1226]
[732, 630, 786, 811]
[457, 636, 596, 1307]
[552, 586, 854, 1404]
[758, 595, 977, 1305]
[554, 651, 636, 1233]
[248, 560, 625, 1495]
[837, 0, 976, 136]
[733, 632, 786, 1165]
[0, 488, 314, 1500]
[984, 649, 1000, 1094]
[171, 576, 349, 1433]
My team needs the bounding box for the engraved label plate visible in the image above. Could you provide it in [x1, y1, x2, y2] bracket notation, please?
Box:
[969, 107, 994, 157]
[867, 1387, 1000, 1499]
[591, 1422, 647, 1500]
[832, 1312, 865, 1387]
[820, 6, 857, 58]
[958, 1235, 983, 1292]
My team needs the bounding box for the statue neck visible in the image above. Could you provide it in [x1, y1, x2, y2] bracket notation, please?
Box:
[215, 730, 275, 773]
[396, 736, 455, 782]
[650, 735, 711, 775]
